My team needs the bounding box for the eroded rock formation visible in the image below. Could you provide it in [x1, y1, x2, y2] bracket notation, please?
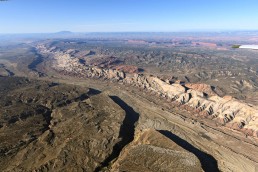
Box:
[37, 44, 258, 138]
[0, 78, 129, 171]
[111, 129, 203, 172]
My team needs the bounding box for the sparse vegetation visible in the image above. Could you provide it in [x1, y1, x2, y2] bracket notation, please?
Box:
[232, 44, 241, 48]
[0, 34, 258, 171]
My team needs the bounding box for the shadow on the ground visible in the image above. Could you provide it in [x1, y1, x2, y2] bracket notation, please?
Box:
[88, 88, 102, 96]
[159, 130, 219, 172]
[94, 96, 139, 171]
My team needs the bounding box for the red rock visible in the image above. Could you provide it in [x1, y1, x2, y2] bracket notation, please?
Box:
[185, 83, 218, 96]
[253, 131, 258, 137]
[231, 122, 240, 130]
[242, 128, 253, 136]
[113, 65, 140, 74]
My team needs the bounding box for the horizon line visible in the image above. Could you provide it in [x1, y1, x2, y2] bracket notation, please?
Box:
[1, 29, 258, 35]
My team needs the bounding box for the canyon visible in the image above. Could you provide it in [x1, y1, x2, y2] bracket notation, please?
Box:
[0, 37, 258, 172]
[39, 44, 258, 139]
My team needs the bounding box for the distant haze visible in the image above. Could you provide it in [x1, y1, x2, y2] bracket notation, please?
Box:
[0, 0, 258, 33]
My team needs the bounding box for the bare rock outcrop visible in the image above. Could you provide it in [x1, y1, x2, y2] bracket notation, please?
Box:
[113, 65, 141, 73]
[87, 67, 125, 80]
[1, 91, 128, 172]
[185, 83, 218, 96]
[0, 68, 10, 77]
[38, 45, 258, 138]
[111, 129, 203, 172]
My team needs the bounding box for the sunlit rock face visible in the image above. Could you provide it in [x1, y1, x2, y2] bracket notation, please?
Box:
[39, 43, 258, 139]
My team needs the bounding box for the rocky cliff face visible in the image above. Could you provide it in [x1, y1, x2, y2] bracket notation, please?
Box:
[124, 73, 258, 138]
[2, 77, 226, 171]
[38, 45, 258, 138]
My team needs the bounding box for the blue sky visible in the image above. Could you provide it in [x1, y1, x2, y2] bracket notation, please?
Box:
[0, 0, 258, 33]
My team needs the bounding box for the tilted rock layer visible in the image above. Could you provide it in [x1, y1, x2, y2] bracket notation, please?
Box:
[38, 44, 258, 138]
[0, 78, 129, 171]
[111, 129, 203, 172]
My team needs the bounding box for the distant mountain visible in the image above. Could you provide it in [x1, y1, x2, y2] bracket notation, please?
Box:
[1, 31, 258, 42]
[0, 31, 77, 41]
[54, 31, 73, 35]
[47, 31, 75, 37]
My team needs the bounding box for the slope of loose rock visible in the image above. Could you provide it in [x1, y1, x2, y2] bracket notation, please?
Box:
[44, 43, 258, 138]
[111, 129, 203, 172]
[0, 78, 128, 172]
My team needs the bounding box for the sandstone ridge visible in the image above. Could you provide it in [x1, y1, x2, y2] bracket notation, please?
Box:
[37, 45, 258, 138]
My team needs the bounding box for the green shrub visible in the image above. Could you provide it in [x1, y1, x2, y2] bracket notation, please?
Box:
[232, 45, 241, 48]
